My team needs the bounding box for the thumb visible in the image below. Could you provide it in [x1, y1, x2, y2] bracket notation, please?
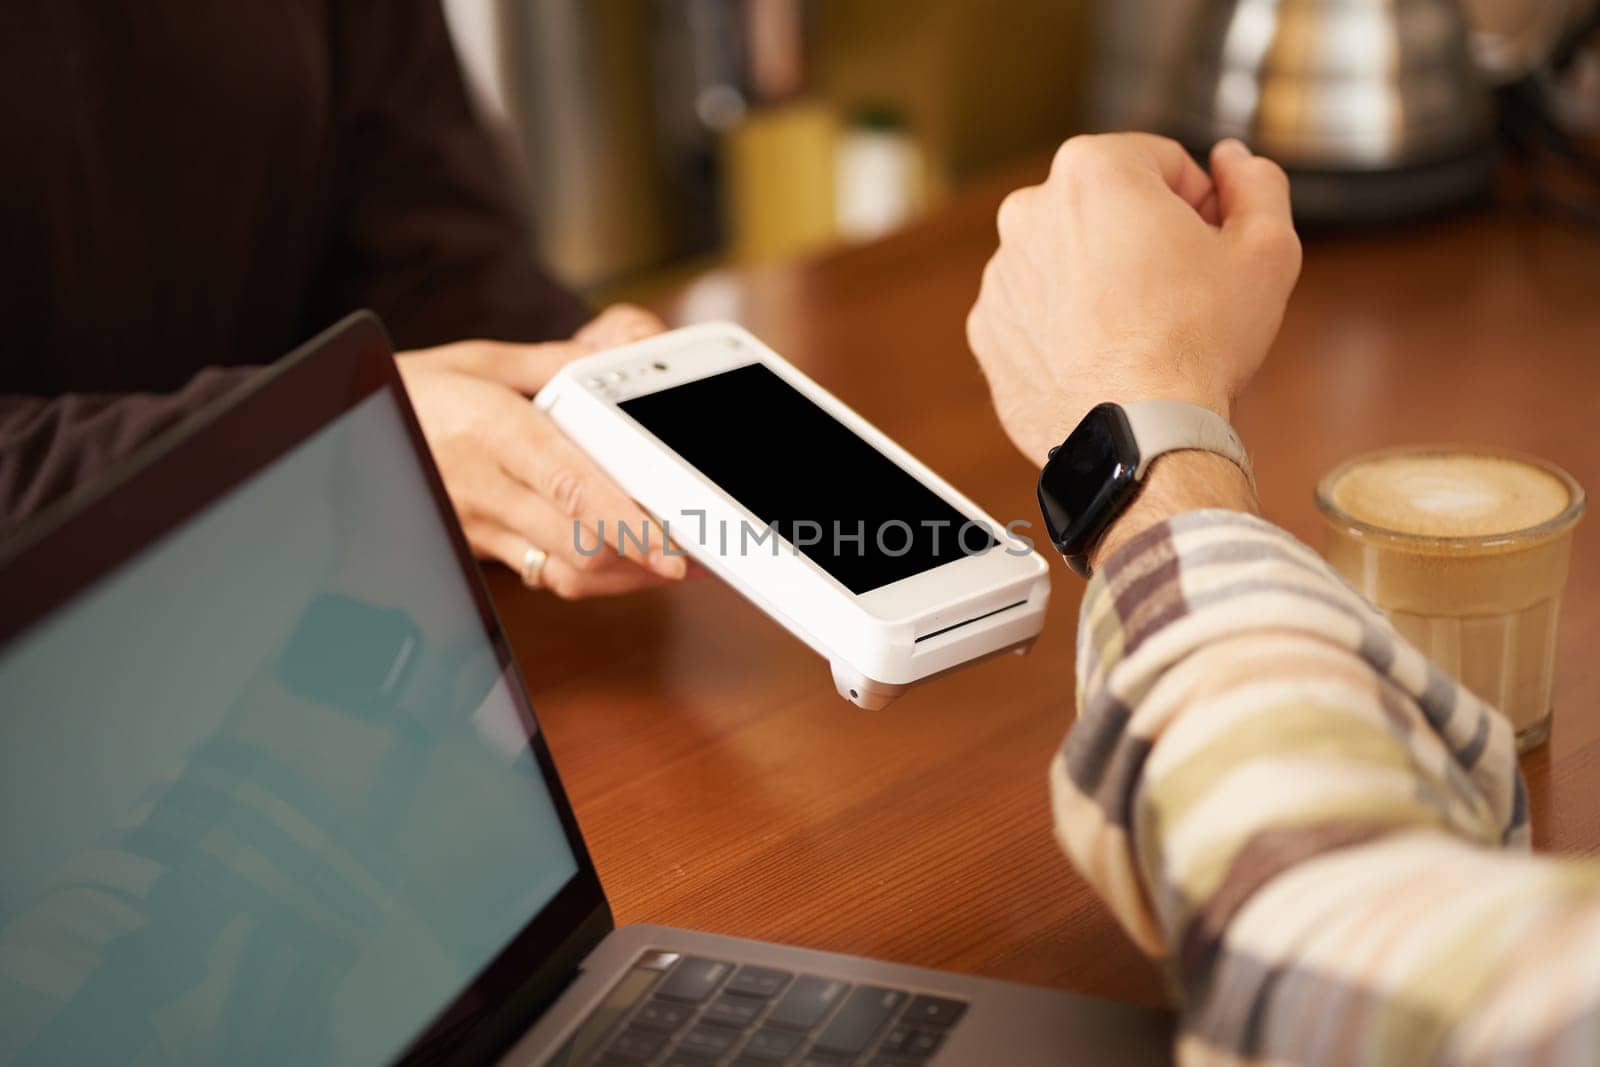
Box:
[1211, 139, 1294, 239]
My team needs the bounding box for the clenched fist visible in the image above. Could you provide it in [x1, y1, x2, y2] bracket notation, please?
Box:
[967, 134, 1302, 467]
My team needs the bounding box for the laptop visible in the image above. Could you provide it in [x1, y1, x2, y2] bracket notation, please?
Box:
[0, 312, 1174, 1065]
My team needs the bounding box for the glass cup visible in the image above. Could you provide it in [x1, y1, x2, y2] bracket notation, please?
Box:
[1316, 446, 1586, 754]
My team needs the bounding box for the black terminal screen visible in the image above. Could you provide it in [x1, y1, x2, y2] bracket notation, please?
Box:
[620, 363, 996, 594]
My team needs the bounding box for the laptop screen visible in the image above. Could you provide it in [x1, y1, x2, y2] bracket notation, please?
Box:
[0, 387, 580, 1064]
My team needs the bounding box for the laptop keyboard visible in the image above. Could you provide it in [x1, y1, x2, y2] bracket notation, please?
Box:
[577, 950, 968, 1066]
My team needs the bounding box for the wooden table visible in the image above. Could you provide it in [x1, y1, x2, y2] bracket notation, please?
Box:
[487, 162, 1600, 1008]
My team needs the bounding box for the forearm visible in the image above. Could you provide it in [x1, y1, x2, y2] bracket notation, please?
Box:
[1053, 503, 1600, 1061]
[1178, 826, 1600, 1063]
[1056, 508, 1516, 945]
[0, 366, 256, 533]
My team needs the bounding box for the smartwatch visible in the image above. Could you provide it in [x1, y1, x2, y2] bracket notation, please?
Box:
[1036, 399, 1253, 577]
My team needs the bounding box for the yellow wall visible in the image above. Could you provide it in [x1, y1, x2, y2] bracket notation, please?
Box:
[811, 0, 1088, 195]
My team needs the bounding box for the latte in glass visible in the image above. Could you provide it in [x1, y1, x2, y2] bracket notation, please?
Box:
[1316, 447, 1585, 753]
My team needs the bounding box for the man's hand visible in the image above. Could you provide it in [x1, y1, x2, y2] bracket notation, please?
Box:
[967, 134, 1302, 468]
[398, 304, 688, 598]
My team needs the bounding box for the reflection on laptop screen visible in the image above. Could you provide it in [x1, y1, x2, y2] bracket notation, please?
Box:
[0, 390, 578, 1064]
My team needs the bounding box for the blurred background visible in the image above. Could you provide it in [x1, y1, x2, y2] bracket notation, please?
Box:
[442, 0, 1600, 300]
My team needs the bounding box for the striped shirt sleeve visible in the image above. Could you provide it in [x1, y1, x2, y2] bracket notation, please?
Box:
[1053, 509, 1600, 1064]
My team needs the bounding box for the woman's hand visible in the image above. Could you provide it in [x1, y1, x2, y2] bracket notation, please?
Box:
[397, 304, 687, 598]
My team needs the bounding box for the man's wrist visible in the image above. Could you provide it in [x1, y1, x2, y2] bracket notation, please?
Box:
[1088, 450, 1257, 572]
[1075, 382, 1234, 429]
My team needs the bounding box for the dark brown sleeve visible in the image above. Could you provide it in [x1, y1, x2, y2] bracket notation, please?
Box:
[311, 0, 592, 350]
[0, 366, 258, 536]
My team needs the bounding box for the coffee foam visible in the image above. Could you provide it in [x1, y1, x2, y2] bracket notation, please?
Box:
[1329, 452, 1571, 538]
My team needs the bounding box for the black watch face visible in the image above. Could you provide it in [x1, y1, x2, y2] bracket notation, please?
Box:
[1036, 403, 1142, 556]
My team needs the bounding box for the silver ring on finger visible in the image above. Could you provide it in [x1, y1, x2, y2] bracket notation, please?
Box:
[520, 544, 549, 589]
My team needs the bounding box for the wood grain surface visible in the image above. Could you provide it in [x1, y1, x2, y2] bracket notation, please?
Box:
[487, 160, 1600, 1007]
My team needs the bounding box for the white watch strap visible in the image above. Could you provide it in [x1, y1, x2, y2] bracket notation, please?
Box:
[1121, 399, 1256, 493]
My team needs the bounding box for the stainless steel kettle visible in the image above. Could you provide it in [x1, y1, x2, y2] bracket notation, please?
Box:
[1170, 0, 1496, 222]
